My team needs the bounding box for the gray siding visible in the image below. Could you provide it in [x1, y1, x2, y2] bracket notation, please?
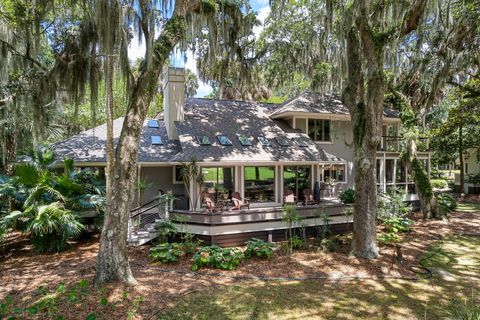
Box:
[138, 166, 189, 210]
[316, 120, 355, 187]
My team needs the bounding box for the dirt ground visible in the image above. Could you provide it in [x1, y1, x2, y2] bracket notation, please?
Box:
[1, 209, 479, 319]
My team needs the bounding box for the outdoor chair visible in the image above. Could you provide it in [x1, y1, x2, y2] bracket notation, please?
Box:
[303, 189, 318, 205]
[202, 193, 224, 213]
[283, 190, 297, 205]
[231, 192, 250, 210]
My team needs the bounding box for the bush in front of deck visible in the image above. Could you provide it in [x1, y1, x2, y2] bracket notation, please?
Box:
[244, 238, 275, 259]
[191, 245, 244, 271]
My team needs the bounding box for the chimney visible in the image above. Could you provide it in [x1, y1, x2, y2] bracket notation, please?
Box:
[163, 67, 185, 139]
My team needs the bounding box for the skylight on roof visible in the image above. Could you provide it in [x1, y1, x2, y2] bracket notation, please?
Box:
[238, 135, 253, 146]
[294, 137, 309, 147]
[197, 135, 211, 145]
[275, 136, 291, 147]
[257, 136, 271, 146]
[151, 135, 163, 145]
[148, 119, 159, 128]
[217, 135, 232, 146]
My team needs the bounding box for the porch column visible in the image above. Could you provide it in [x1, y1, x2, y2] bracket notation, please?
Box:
[379, 158, 386, 193]
[393, 159, 397, 191]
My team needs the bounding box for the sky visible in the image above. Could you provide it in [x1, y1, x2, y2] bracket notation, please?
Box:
[127, 0, 271, 98]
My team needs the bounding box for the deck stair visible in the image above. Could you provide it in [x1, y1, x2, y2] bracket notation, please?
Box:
[128, 197, 171, 246]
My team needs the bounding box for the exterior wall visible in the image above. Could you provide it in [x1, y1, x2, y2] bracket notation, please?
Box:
[464, 149, 480, 175]
[138, 166, 189, 210]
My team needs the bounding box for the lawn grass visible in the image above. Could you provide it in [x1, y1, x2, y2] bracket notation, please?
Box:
[456, 202, 480, 213]
[158, 236, 480, 320]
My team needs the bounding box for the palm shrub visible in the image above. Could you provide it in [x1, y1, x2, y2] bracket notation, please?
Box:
[339, 188, 355, 204]
[1, 202, 84, 253]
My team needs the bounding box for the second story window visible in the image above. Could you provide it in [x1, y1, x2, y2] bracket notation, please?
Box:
[308, 119, 331, 142]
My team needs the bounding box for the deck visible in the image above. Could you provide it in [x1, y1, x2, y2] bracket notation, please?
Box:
[128, 198, 354, 247]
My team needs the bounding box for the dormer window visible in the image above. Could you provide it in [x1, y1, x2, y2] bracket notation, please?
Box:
[308, 119, 331, 142]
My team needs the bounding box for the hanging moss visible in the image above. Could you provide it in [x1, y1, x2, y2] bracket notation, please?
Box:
[153, 16, 187, 62]
[411, 158, 432, 199]
[353, 102, 367, 146]
[200, 0, 218, 14]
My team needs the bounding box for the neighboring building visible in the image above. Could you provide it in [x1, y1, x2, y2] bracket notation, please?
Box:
[52, 67, 431, 246]
[455, 148, 480, 194]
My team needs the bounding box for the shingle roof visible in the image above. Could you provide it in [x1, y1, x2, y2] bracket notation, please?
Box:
[270, 92, 400, 118]
[52, 96, 349, 164]
[173, 98, 343, 163]
[52, 117, 181, 162]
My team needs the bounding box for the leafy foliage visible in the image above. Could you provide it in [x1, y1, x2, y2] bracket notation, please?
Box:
[244, 238, 275, 259]
[430, 179, 448, 189]
[339, 188, 355, 204]
[191, 245, 244, 271]
[435, 193, 458, 218]
[149, 243, 183, 263]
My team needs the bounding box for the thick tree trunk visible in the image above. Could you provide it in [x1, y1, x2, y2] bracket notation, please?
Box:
[459, 125, 465, 194]
[343, 24, 380, 259]
[94, 8, 189, 286]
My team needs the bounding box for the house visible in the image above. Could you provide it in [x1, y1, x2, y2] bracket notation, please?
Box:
[52, 67, 431, 246]
[455, 148, 480, 194]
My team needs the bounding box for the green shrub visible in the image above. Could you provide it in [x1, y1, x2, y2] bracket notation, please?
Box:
[153, 219, 177, 243]
[339, 188, 355, 204]
[290, 235, 304, 249]
[378, 232, 401, 245]
[381, 216, 412, 233]
[244, 238, 275, 259]
[320, 236, 340, 252]
[149, 242, 183, 263]
[430, 179, 448, 189]
[191, 245, 244, 271]
[467, 173, 480, 188]
[435, 193, 457, 218]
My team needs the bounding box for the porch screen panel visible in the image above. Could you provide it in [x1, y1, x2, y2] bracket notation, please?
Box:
[244, 166, 276, 203]
[323, 164, 346, 182]
[283, 166, 312, 200]
[201, 167, 235, 200]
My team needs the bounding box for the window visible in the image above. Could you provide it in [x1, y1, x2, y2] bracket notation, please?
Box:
[275, 136, 291, 147]
[173, 166, 183, 184]
[257, 136, 271, 146]
[323, 164, 345, 182]
[396, 161, 406, 183]
[284, 166, 312, 201]
[308, 119, 331, 142]
[201, 167, 235, 200]
[148, 119, 159, 128]
[197, 135, 211, 145]
[386, 159, 394, 183]
[244, 166, 275, 203]
[151, 135, 163, 145]
[293, 137, 309, 147]
[238, 135, 253, 146]
[217, 135, 232, 146]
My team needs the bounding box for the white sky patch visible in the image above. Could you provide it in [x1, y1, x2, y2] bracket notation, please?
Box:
[127, 3, 271, 98]
[253, 6, 271, 39]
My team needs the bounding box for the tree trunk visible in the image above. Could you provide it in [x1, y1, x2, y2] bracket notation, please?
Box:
[459, 125, 465, 193]
[94, 9, 188, 286]
[342, 24, 380, 259]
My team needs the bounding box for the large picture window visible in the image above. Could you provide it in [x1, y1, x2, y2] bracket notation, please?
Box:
[201, 167, 235, 200]
[323, 164, 346, 182]
[283, 166, 312, 201]
[244, 166, 276, 203]
[308, 119, 331, 142]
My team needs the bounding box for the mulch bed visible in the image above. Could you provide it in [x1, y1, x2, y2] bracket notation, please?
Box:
[1, 209, 479, 319]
